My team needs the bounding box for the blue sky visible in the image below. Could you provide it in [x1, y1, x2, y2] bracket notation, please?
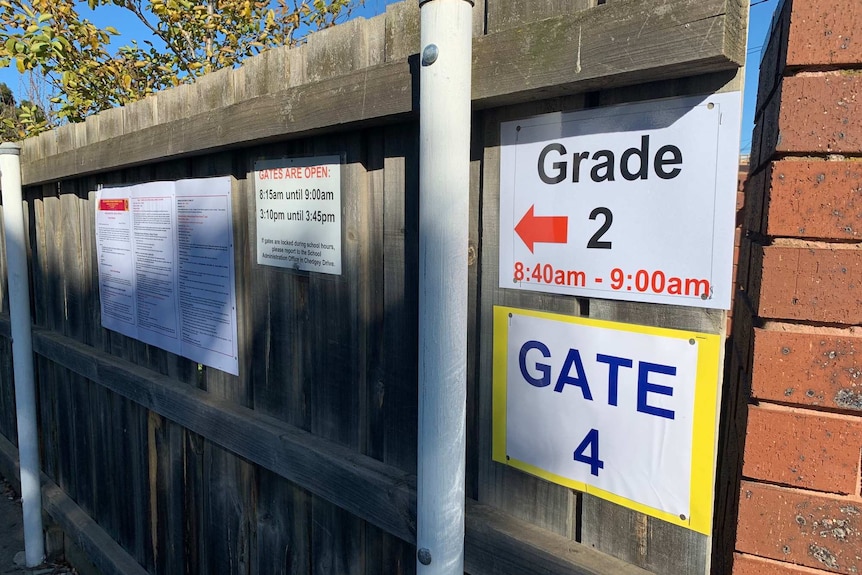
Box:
[1, 0, 779, 153]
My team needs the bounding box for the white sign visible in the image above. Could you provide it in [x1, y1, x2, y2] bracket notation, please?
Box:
[499, 93, 742, 309]
[493, 307, 721, 534]
[254, 156, 342, 275]
[95, 178, 239, 375]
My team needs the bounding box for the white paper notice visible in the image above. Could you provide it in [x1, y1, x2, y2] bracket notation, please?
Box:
[95, 196, 136, 331]
[95, 177, 239, 375]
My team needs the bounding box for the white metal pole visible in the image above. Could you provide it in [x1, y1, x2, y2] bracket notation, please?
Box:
[417, 0, 473, 573]
[0, 142, 44, 567]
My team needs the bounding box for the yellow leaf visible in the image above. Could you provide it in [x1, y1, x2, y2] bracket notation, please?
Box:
[15, 58, 24, 73]
[122, 73, 131, 90]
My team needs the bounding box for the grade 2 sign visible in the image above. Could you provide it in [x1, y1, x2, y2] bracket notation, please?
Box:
[499, 92, 742, 309]
[493, 307, 721, 534]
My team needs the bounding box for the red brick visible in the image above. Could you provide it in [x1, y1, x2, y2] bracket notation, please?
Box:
[777, 74, 862, 155]
[787, 0, 862, 67]
[752, 327, 862, 412]
[737, 481, 862, 573]
[756, 244, 862, 324]
[742, 404, 862, 493]
[734, 553, 843, 575]
[766, 160, 862, 241]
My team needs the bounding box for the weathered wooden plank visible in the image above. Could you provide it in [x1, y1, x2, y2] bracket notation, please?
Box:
[35, 355, 56, 478]
[364, 522, 415, 575]
[22, 60, 415, 186]
[0, 337, 15, 444]
[88, 382, 119, 552]
[360, 125, 420, 575]
[307, 131, 366, 575]
[254, 469, 312, 575]
[41, 186, 63, 332]
[472, 0, 745, 109]
[23, 322, 656, 575]
[200, 439, 255, 574]
[31, 325, 418, 544]
[0, 433, 150, 575]
[576, 71, 743, 575]
[246, 139, 315, 428]
[0, 423, 19, 482]
[380, 123, 419, 474]
[476, 101, 587, 538]
[364, 128, 387, 465]
[384, 0, 418, 62]
[200, 160, 257, 574]
[147, 414, 185, 575]
[362, 124, 409, 575]
[20, 0, 743, 186]
[183, 430, 207, 575]
[26, 188, 47, 328]
[465, 499, 652, 575]
[124, 394, 154, 567]
[243, 140, 316, 575]
[466, 113, 483, 501]
[579, 499, 710, 575]
[485, 0, 592, 34]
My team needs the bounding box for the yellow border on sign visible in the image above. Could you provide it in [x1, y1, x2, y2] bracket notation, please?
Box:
[492, 306, 721, 535]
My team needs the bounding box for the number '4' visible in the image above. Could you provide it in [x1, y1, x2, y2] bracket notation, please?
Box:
[573, 428, 604, 476]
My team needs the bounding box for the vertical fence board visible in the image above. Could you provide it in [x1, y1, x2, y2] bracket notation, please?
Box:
[576, 72, 742, 575]
[0, 339, 14, 444]
[307, 131, 367, 575]
[189, 152, 256, 575]
[148, 414, 185, 575]
[254, 469, 312, 575]
[578, 299, 720, 575]
[183, 430, 207, 575]
[381, 123, 419, 475]
[476, 102, 588, 539]
[249, 138, 315, 430]
[467, 113, 484, 502]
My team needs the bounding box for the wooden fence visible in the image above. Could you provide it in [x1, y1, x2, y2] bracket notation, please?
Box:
[0, 0, 746, 573]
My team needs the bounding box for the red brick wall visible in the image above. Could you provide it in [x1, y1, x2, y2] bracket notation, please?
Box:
[730, 0, 862, 573]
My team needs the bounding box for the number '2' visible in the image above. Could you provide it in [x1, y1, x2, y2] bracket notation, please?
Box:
[587, 207, 613, 249]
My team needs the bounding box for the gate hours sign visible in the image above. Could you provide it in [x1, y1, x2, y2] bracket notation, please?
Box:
[493, 307, 721, 534]
[499, 92, 742, 309]
[254, 155, 342, 275]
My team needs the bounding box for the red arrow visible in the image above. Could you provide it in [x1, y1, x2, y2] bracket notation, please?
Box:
[515, 205, 568, 253]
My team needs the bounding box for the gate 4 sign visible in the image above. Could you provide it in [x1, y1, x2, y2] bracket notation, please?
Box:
[492, 307, 721, 534]
[499, 92, 742, 309]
